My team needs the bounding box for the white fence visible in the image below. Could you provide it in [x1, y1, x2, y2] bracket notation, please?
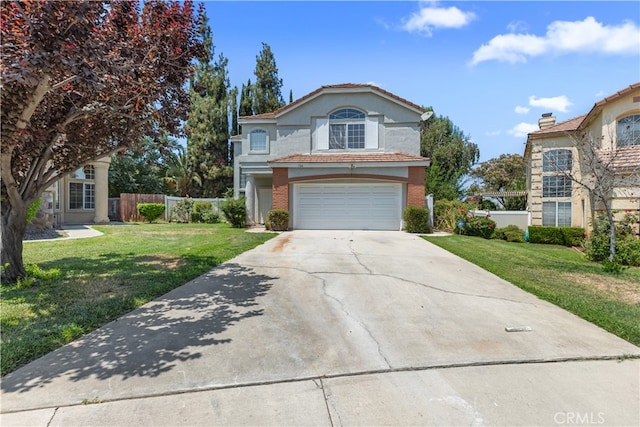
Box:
[471, 210, 530, 229]
[165, 196, 226, 220]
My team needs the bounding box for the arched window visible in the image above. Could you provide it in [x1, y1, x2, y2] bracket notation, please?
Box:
[329, 108, 365, 149]
[250, 129, 268, 152]
[542, 149, 572, 172]
[617, 114, 640, 147]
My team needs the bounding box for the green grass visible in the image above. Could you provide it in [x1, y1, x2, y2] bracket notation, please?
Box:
[423, 235, 640, 347]
[1, 223, 275, 376]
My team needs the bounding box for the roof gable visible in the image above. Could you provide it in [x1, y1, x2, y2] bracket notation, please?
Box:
[239, 84, 423, 122]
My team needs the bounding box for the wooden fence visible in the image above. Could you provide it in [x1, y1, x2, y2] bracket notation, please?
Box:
[118, 193, 165, 222]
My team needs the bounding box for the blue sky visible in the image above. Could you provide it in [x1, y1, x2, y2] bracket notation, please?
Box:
[203, 1, 640, 162]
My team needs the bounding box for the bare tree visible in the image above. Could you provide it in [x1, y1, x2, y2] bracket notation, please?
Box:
[561, 128, 640, 262]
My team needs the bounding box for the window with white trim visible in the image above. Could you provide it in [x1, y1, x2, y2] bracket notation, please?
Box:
[541, 149, 572, 226]
[250, 129, 268, 152]
[617, 114, 640, 147]
[69, 182, 95, 209]
[329, 108, 365, 149]
[542, 201, 571, 226]
[543, 149, 572, 172]
[69, 165, 95, 210]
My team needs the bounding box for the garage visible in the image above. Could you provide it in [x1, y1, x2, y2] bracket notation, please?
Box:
[293, 182, 402, 230]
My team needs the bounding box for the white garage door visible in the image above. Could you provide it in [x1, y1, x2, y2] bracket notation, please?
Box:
[293, 182, 402, 230]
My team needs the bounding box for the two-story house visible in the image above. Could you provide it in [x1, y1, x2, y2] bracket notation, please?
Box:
[524, 82, 640, 230]
[233, 84, 430, 230]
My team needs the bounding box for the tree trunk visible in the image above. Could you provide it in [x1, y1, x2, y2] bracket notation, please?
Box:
[1, 205, 28, 281]
[605, 206, 616, 263]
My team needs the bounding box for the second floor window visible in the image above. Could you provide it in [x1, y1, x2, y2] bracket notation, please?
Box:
[250, 129, 267, 152]
[329, 108, 365, 149]
[543, 149, 572, 172]
[617, 114, 640, 147]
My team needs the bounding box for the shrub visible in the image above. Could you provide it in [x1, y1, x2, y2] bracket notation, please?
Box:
[190, 201, 213, 223]
[493, 225, 525, 243]
[220, 197, 247, 228]
[26, 197, 42, 223]
[463, 216, 496, 239]
[403, 206, 432, 233]
[528, 226, 585, 247]
[433, 200, 476, 232]
[169, 198, 193, 223]
[266, 209, 289, 231]
[200, 210, 220, 224]
[137, 203, 165, 223]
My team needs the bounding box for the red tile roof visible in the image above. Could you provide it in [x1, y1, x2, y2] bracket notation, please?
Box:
[269, 153, 430, 164]
[528, 115, 586, 138]
[597, 146, 640, 171]
[240, 83, 423, 121]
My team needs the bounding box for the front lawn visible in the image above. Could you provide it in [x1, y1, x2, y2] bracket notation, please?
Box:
[423, 235, 640, 347]
[1, 223, 275, 376]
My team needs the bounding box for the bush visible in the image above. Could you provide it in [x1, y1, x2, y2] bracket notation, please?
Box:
[433, 200, 476, 232]
[528, 226, 585, 247]
[463, 216, 496, 239]
[201, 210, 220, 224]
[221, 197, 247, 228]
[169, 198, 193, 223]
[190, 201, 215, 223]
[403, 206, 432, 233]
[137, 203, 165, 223]
[493, 225, 525, 243]
[266, 209, 289, 231]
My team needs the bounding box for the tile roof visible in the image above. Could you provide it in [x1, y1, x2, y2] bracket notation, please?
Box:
[528, 115, 586, 137]
[240, 83, 423, 121]
[598, 146, 640, 171]
[269, 153, 430, 164]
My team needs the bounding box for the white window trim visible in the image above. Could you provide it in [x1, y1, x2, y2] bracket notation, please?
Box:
[317, 108, 378, 151]
[542, 200, 572, 227]
[69, 181, 95, 210]
[249, 129, 269, 154]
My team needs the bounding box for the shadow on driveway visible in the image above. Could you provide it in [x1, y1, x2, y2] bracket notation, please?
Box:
[2, 263, 276, 395]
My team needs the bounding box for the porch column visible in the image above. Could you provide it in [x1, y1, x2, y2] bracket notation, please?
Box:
[245, 175, 256, 225]
[93, 156, 111, 224]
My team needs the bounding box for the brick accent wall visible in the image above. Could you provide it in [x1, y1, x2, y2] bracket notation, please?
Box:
[272, 168, 289, 210]
[407, 166, 426, 207]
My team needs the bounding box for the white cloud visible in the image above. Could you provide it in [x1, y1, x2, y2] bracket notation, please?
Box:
[508, 122, 539, 138]
[470, 16, 640, 65]
[515, 106, 530, 114]
[528, 95, 572, 112]
[402, 3, 476, 36]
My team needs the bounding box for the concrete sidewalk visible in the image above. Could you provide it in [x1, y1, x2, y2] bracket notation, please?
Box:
[2, 231, 639, 426]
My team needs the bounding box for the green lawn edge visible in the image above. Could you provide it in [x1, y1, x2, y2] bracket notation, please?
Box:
[423, 235, 640, 347]
[1, 223, 277, 376]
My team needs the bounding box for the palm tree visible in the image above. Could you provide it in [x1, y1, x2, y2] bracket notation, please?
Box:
[164, 146, 201, 197]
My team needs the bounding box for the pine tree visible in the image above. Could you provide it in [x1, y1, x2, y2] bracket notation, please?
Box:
[239, 79, 253, 117]
[186, 14, 233, 197]
[252, 42, 285, 114]
[289, 89, 293, 104]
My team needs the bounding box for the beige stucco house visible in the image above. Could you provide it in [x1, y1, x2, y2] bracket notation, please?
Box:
[42, 156, 111, 226]
[524, 82, 640, 230]
[233, 84, 430, 230]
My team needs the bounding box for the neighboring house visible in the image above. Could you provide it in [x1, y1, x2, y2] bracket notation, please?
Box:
[233, 84, 430, 230]
[524, 82, 640, 229]
[43, 156, 111, 226]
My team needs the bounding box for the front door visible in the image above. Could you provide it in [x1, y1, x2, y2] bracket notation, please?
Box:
[258, 188, 272, 224]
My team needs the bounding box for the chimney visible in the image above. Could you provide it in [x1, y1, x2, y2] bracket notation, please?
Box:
[538, 112, 556, 130]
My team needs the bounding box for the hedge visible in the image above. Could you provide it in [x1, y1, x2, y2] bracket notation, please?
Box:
[527, 226, 585, 247]
[403, 206, 431, 233]
[266, 209, 289, 231]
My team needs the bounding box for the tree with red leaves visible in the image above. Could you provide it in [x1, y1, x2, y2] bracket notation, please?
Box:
[1, 1, 204, 281]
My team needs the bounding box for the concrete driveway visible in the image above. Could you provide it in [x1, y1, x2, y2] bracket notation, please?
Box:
[2, 231, 639, 426]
